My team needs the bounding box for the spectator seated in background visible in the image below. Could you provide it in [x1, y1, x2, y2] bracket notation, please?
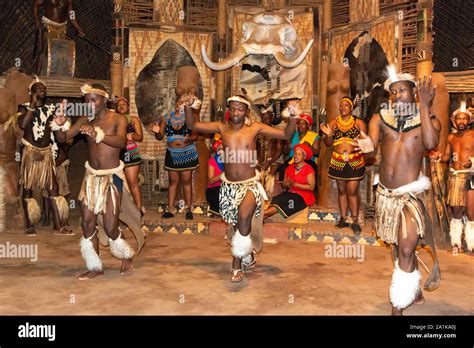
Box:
[264, 143, 316, 220]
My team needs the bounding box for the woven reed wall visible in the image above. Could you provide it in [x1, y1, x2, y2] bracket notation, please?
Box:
[332, 0, 350, 28]
[379, 0, 418, 76]
[0, 0, 112, 79]
[230, 8, 314, 114]
[288, 0, 323, 5]
[122, 0, 154, 24]
[229, 0, 262, 5]
[444, 71, 474, 93]
[128, 29, 213, 185]
[349, 0, 379, 22]
[186, 0, 218, 28]
[432, 0, 473, 72]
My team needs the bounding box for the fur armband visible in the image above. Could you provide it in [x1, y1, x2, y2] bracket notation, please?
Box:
[50, 119, 71, 132]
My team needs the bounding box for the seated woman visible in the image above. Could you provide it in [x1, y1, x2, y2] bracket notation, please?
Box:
[206, 139, 224, 216]
[277, 113, 320, 184]
[264, 144, 316, 220]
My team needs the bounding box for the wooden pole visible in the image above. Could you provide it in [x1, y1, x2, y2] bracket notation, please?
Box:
[215, 0, 227, 120]
[416, 1, 433, 77]
[416, 0, 447, 246]
[111, 1, 124, 98]
[319, 0, 332, 109]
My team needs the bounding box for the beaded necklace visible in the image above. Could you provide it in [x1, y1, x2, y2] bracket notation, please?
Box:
[336, 115, 355, 133]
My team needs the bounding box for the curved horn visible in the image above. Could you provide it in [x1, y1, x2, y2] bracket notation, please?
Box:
[274, 39, 314, 69]
[201, 45, 248, 71]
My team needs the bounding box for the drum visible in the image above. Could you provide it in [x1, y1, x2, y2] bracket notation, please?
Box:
[43, 39, 76, 77]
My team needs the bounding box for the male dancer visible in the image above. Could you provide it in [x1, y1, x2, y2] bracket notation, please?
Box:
[354, 67, 441, 315]
[431, 102, 474, 253]
[53, 83, 135, 279]
[185, 94, 297, 282]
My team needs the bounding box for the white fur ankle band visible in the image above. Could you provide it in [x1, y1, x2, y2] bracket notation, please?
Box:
[109, 236, 135, 260]
[80, 236, 103, 272]
[390, 260, 421, 309]
[231, 230, 253, 258]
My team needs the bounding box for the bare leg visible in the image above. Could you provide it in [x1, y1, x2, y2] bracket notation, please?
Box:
[336, 180, 349, 226]
[465, 190, 474, 252]
[347, 180, 361, 234]
[391, 208, 423, 315]
[41, 196, 50, 226]
[451, 206, 464, 220]
[467, 190, 474, 221]
[180, 170, 193, 219]
[78, 203, 103, 280]
[103, 190, 133, 275]
[166, 170, 180, 215]
[180, 170, 193, 209]
[124, 165, 142, 210]
[22, 189, 36, 234]
[230, 191, 257, 281]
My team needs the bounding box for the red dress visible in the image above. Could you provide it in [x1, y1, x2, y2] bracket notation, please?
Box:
[285, 163, 316, 206]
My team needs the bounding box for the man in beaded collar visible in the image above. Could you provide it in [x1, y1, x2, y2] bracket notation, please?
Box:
[354, 65, 442, 315]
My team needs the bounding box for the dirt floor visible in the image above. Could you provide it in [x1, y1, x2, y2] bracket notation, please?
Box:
[0, 223, 472, 315]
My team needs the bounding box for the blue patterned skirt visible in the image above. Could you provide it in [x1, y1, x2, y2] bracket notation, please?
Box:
[164, 144, 199, 171]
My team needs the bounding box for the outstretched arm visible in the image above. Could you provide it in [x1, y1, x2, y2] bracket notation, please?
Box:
[53, 114, 88, 143]
[184, 105, 221, 134]
[258, 118, 297, 140]
[418, 75, 440, 151]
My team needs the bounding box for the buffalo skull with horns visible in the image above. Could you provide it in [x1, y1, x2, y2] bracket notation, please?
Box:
[202, 13, 314, 71]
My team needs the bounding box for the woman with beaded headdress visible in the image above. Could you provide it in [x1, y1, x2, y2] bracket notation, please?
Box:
[320, 96, 367, 234]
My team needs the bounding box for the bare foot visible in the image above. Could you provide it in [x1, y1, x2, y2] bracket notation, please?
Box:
[448, 246, 462, 255]
[391, 307, 403, 316]
[121, 258, 133, 275]
[54, 226, 76, 236]
[77, 270, 104, 280]
[414, 291, 425, 305]
[391, 290, 424, 315]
